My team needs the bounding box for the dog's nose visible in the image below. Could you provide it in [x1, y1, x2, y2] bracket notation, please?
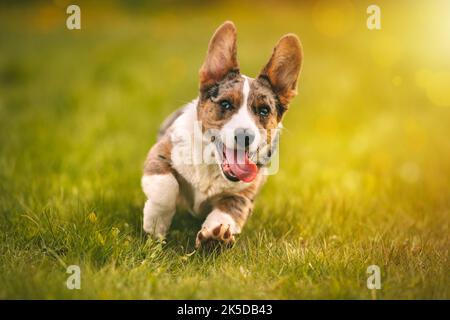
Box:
[234, 128, 255, 148]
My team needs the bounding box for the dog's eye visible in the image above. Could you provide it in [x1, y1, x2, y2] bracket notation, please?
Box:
[220, 100, 233, 111]
[257, 106, 270, 117]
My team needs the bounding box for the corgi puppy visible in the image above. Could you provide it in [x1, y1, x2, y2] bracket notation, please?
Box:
[142, 21, 302, 248]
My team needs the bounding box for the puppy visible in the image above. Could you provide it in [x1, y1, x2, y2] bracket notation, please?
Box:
[142, 21, 302, 248]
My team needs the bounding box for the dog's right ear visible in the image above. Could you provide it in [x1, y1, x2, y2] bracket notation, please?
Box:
[258, 34, 302, 106]
[199, 21, 239, 90]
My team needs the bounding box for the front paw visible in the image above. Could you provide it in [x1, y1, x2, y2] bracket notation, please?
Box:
[195, 224, 236, 249]
[143, 218, 168, 238]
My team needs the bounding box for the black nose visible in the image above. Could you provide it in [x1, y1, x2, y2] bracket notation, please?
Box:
[234, 128, 255, 148]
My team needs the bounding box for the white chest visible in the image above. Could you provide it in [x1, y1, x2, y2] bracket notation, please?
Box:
[173, 161, 246, 214]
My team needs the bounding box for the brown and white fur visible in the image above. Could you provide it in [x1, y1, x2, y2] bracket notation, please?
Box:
[142, 21, 302, 248]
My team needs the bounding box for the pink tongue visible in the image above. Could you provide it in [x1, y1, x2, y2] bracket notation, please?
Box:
[225, 148, 258, 183]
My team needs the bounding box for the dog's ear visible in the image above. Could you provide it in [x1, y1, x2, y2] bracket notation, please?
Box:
[199, 21, 239, 89]
[258, 34, 302, 106]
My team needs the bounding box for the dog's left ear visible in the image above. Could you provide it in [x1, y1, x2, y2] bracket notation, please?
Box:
[258, 34, 303, 106]
[199, 21, 239, 90]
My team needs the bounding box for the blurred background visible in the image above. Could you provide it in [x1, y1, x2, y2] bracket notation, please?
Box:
[0, 0, 448, 299]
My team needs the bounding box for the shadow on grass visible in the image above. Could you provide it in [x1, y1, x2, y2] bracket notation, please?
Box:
[164, 210, 202, 252]
[122, 200, 234, 257]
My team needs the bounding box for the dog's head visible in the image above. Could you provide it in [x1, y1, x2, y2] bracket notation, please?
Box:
[197, 21, 303, 183]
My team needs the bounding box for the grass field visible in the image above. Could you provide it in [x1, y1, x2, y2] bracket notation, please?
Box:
[0, 1, 449, 299]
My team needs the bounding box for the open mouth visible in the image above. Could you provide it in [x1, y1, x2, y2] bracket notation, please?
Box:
[219, 144, 258, 183]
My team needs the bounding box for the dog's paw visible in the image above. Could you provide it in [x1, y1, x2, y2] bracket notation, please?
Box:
[195, 224, 235, 249]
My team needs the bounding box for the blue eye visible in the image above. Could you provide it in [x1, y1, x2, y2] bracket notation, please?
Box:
[258, 106, 270, 117]
[220, 100, 232, 111]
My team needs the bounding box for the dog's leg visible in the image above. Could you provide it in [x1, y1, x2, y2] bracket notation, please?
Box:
[142, 135, 179, 237]
[142, 174, 179, 237]
[196, 195, 254, 248]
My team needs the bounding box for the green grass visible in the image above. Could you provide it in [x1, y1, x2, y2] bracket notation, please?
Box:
[0, 1, 449, 299]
